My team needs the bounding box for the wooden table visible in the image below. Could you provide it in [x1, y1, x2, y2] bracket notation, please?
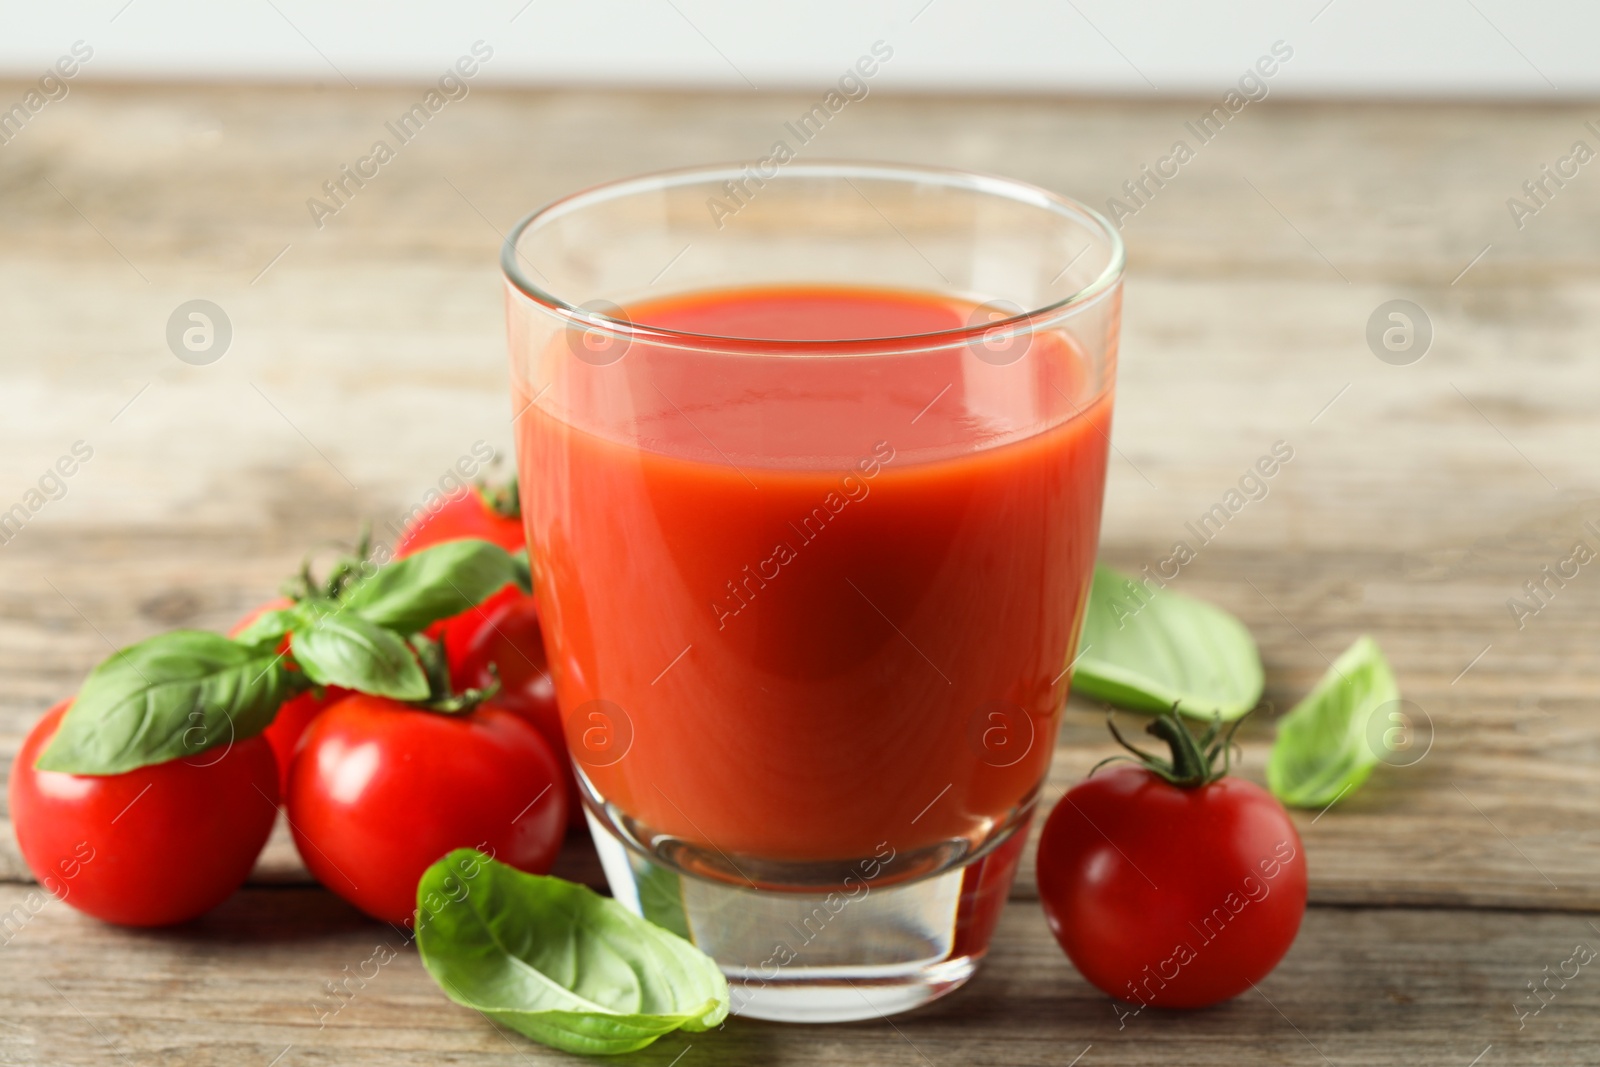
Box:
[3, 81, 1599, 1065]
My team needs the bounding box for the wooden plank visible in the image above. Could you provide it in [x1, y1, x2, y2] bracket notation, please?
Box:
[0, 884, 1590, 1066]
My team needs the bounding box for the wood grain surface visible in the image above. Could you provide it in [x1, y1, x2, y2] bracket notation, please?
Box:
[1, 886, 1589, 1066]
[1, 78, 1598, 1064]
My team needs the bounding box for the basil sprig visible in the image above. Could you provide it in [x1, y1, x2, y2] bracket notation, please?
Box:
[416, 850, 729, 1056]
[37, 538, 523, 776]
[1267, 635, 1400, 808]
[1072, 565, 1264, 721]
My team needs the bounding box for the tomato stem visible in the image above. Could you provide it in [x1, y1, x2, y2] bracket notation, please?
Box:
[1147, 714, 1211, 784]
[476, 475, 521, 522]
[281, 526, 377, 605]
[1092, 705, 1248, 788]
[409, 634, 499, 715]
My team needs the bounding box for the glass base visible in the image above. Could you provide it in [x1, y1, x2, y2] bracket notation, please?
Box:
[585, 805, 1027, 1023]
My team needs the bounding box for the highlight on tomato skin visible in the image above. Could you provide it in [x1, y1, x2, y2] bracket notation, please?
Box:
[9, 700, 280, 928]
[260, 689, 346, 792]
[283, 691, 568, 927]
[1034, 711, 1308, 1012]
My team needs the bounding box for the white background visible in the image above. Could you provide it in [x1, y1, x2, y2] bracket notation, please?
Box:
[0, 0, 1595, 97]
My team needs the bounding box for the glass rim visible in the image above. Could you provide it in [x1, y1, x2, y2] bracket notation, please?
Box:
[500, 161, 1125, 356]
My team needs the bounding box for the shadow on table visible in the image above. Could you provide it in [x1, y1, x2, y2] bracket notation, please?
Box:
[110, 885, 381, 948]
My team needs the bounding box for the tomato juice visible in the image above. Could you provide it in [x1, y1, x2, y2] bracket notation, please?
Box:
[517, 284, 1112, 869]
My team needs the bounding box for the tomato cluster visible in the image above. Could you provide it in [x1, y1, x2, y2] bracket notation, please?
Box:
[9, 483, 576, 928]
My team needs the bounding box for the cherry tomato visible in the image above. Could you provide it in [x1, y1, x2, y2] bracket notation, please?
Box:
[394, 486, 524, 557]
[448, 595, 580, 827]
[9, 701, 280, 927]
[395, 484, 528, 661]
[1036, 715, 1307, 1010]
[229, 599, 345, 792]
[285, 692, 566, 926]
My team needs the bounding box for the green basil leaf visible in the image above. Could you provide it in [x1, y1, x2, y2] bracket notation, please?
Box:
[291, 613, 428, 700]
[416, 849, 728, 1056]
[1267, 635, 1399, 808]
[342, 539, 519, 635]
[635, 862, 692, 941]
[36, 630, 297, 775]
[1072, 565, 1264, 720]
[510, 548, 533, 596]
[231, 606, 299, 649]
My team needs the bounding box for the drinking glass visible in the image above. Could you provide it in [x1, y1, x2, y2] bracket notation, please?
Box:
[502, 162, 1122, 1022]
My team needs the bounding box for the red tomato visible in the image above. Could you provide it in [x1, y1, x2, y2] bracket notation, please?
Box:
[9, 702, 279, 927]
[228, 599, 344, 792]
[285, 692, 566, 926]
[394, 485, 528, 659]
[394, 486, 524, 558]
[448, 595, 581, 827]
[1036, 724, 1307, 1011]
[262, 690, 344, 790]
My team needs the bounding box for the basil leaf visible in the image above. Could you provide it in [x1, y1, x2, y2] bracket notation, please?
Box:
[510, 548, 533, 597]
[291, 613, 429, 700]
[1072, 565, 1264, 720]
[416, 849, 729, 1056]
[36, 630, 297, 775]
[231, 606, 298, 649]
[635, 863, 692, 941]
[342, 539, 519, 635]
[1267, 635, 1399, 808]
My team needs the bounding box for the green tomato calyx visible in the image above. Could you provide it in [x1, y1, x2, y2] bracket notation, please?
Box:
[1092, 705, 1247, 789]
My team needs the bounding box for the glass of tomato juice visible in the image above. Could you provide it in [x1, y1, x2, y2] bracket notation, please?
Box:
[502, 163, 1122, 1022]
